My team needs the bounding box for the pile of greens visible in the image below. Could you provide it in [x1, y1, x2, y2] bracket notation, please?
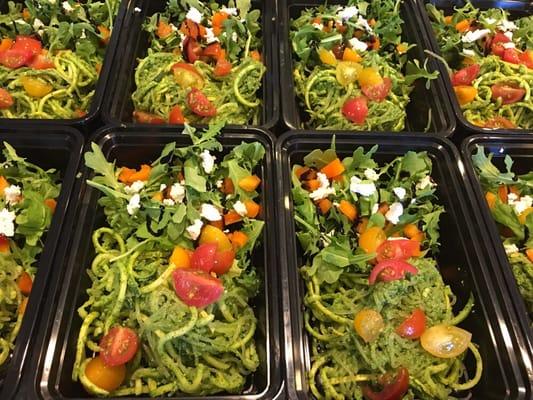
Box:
[0, 142, 60, 368]
[292, 143, 482, 399]
[472, 146, 533, 317]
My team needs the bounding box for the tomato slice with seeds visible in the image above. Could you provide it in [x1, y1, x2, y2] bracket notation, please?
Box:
[481, 116, 516, 129]
[185, 38, 202, 63]
[190, 243, 217, 272]
[202, 42, 222, 60]
[133, 110, 166, 124]
[99, 326, 139, 367]
[168, 105, 185, 124]
[173, 269, 224, 308]
[376, 239, 421, 263]
[361, 77, 392, 102]
[214, 58, 232, 76]
[396, 308, 426, 339]
[0, 88, 14, 109]
[0, 48, 33, 69]
[12, 35, 42, 57]
[502, 48, 520, 64]
[362, 367, 409, 400]
[342, 96, 368, 124]
[450, 64, 480, 86]
[28, 53, 54, 69]
[186, 88, 217, 117]
[491, 84, 525, 104]
[368, 260, 418, 285]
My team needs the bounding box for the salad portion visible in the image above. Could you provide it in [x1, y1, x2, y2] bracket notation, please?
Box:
[74, 124, 266, 396]
[132, 0, 265, 125]
[0, 143, 60, 367]
[0, 0, 120, 119]
[472, 146, 533, 318]
[426, 2, 533, 129]
[291, 143, 482, 398]
[290, 0, 437, 131]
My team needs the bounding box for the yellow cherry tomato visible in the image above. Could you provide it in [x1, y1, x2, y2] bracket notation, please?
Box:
[358, 67, 383, 87]
[169, 245, 191, 268]
[420, 325, 472, 358]
[318, 47, 337, 66]
[198, 225, 232, 252]
[84, 356, 126, 392]
[336, 61, 363, 86]
[20, 77, 52, 98]
[359, 226, 387, 253]
[353, 309, 385, 342]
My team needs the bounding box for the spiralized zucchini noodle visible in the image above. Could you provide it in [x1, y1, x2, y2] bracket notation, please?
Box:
[426, 2, 533, 129]
[290, 0, 438, 131]
[131, 0, 265, 125]
[74, 124, 266, 396]
[292, 144, 482, 399]
[0, 0, 120, 119]
[0, 142, 60, 368]
[471, 146, 533, 319]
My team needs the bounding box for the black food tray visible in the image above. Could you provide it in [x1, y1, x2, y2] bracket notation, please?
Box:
[27, 126, 283, 400]
[276, 131, 531, 399]
[0, 127, 83, 400]
[102, 0, 279, 131]
[279, 0, 455, 136]
[417, 0, 533, 138]
[461, 134, 533, 392]
[0, 0, 128, 133]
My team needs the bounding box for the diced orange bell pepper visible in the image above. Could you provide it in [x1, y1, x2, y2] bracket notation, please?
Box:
[338, 200, 357, 222]
[224, 210, 242, 225]
[526, 248, 533, 263]
[157, 21, 174, 38]
[320, 158, 345, 179]
[318, 198, 332, 214]
[498, 185, 508, 204]
[342, 48, 362, 62]
[0, 176, 9, 195]
[119, 164, 151, 184]
[238, 175, 261, 192]
[244, 200, 261, 218]
[230, 231, 248, 250]
[403, 223, 419, 239]
[455, 19, 471, 33]
[97, 25, 111, 44]
[485, 192, 497, 209]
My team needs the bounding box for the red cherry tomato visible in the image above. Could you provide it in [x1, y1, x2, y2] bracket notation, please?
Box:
[0, 88, 14, 109]
[362, 367, 409, 400]
[214, 57, 232, 76]
[376, 239, 421, 263]
[133, 110, 166, 124]
[202, 43, 222, 60]
[99, 326, 139, 367]
[0, 48, 33, 69]
[502, 48, 520, 64]
[491, 43, 505, 57]
[342, 96, 368, 124]
[168, 105, 185, 124]
[368, 260, 418, 285]
[190, 243, 217, 272]
[491, 84, 525, 104]
[212, 249, 235, 275]
[450, 64, 480, 86]
[27, 53, 54, 69]
[492, 32, 511, 45]
[186, 88, 217, 117]
[173, 269, 224, 308]
[396, 308, 426, 339]
[361, 77, 392, 102]
[12, 35, 42, 57]
[185, 38, 202, 63]
[482, 116, 516, 129]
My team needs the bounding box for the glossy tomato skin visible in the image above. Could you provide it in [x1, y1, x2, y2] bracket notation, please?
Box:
[482, 116, 516, 129]
[173, 269, 224, 308]
[450, 64, 480, 86]
[185, 38, 202, 63]
[212, 249, 235, 275]
[491, 84, 525, 104]
[376, 239, 420, 263]
[0, 88, 13, 109]
[502, 48, 520, 64]
[85, 356, 126, 392]
[190, 243, 217, 272]
[420, 325, 472, 358]
[361, 77, 392, 102]
[396, 308, 426, 339]
[133, 111, 166, 124]
[368, 260, 418, 285]
[202, 43, 222, 60]
[28, 53, 54, 69]
[0, 48, 33, 69]
[12, 36, 42, 57]
[99, 326, 139, 367]
[362, 367, 409, 400]
[214, 58, 232, 76]
[342, 96, 368, 124]
[168, 105, 185, 124]
[186, 88, 217, 117]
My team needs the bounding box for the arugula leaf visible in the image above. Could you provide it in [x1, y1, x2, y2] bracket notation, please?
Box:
[15, 191, 52, 246]
[404, 59, 439, 89]
[236, 0, 251, 19]
[184, 158, 207, 193]
[400, 151, 431, 177]
[472, 145, 516, 187]
[304, 149, 338, 169]
[85, 143, 121, 190]
[491, 200, 524, 241]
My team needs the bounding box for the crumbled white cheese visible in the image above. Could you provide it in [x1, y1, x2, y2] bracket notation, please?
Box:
[350, 176, 376, 197]
[62, 1, 73, 12]
[355, 15, 373, 33]
[216, 180, 223, 189]
[504, 243, 519, 255]
[200, 204, 222, 221]
[186, 7, 203, 24]
[127, 194, 141, 215]
[124, 180, 145, 194]
[504, 31, 513, 40]
[462, 49, 476, 57]
[169, 182, 185, 203]
[160, 183, 167, 192]
[200, 150, 216, 174]
[220, 6, 238, 15]
[178, 32, 187, 51]
[186, 219, 203, 240]
[508, 194, 532, 215]
[33, 18, 45, 31]
[0, 208, 16, 237]
[205, 27, 219, 44]
[462, 29, 491, 43]
[502, 42, 515, 49]
[338, 6, 359, 21]
[4, 185, 21, 206]
[231, 32, 238, 42]
[233, 200, 248, 216]
[498, 19, 517, 32]
[416, 175, 435, 190]
[371, 203, 379, 214]
[393, 187, 406, 200]
[310, 172, 335, 201]
[348, 37, 368, 52]
[385, 202, 403, 224]
[364, 168, 379, 181]
[484, 17, 497, 25]
[163, 198, 175, 206]
[312, 22, 324, 30]
[14, 19, 27, 25]
[80, 29, 86, 39]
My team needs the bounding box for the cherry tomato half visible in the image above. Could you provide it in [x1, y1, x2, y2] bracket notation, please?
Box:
[212, 249, 235, 275]
[359, 227, 387, 254]
[491, 84, 525, 104]
[361, 77, 392, 102]
[28, 53, 54, 69]
[376, 239, 421, 263]
[198, 225, 232, 252]
[214, 57, 232, 77]
[482, 116, 516, 129]
[12, 35, 42, 57]
[190, 243, 217, 273]
[186, 88, 217, 117]
[172, 62, 204, 89]
[0, 88, 14, 109]
[368, 260, 418, 285]
[0, 48, 33, 69]
[342, 96, 368, 124]
[185, 37, 202, 63]
[85, 356, 126, 392]
[353, 309, 384, 343]
[133, 111, 165, 124]
[168, 105, 185, 124]
[202, 42, 222, 60]
[450, 64, 480, 86]
[99, 326, 139, 367]
[420, 324, 472, 358]
[502, 48, 520, 64]
[519, 50, 533, 69]
[362, 367, 409, 400]
[173, 269, 224, 308]
[396, 308, 426, 339]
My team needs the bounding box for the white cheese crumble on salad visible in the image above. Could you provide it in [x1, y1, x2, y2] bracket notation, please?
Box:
[355, 15, 373, 33]
[350, 176, 376, 197]
[4, 185, 21, 205]
[220, 7, 238, 16]
[0, 208, 16, 237]
[498, 19, 517, 32]
[385, 202, 403, 224]
[163, 199, 175, 206]
[462, 49, 476, 57]
[338, 6, 359, 21]
[62, 1, 73, 12]
[312, 22, 324, 30]
[186, 7, 203, 24]
[33, 18, 45, 31]
[200, 204, 222, 221]
[205, 27, 219, 44]
[507, 193, 532, 215]
[393, 187, 406, 200]
[186, 218, 204, 240]
[124, 180, 145, 194]
[364, 168, 379, 181]
[127, 194, 141, 215]
[310, 172, 335, 201]
[200, 150, 216, 174]
[371, 203, 380, 214]
[502, 42, 515, 49]
[504, 243, 519, 254]
[349, 37, 368, 52]
[416, 175, 435, 190]
[233, 200, 248, 216]
[462, 29, 491, 43]
[169, 182, 185, 203]
[504, 31, 513, 40]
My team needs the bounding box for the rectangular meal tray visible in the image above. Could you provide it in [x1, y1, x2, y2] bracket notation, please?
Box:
[276, 131, 531, 399]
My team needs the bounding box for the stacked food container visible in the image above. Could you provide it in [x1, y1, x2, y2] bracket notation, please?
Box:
[0, 0, 531, 399]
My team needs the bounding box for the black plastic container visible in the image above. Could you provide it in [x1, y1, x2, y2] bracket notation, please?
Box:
[276, 131, 531, 399]
[279, 0, 456, 136]
[102, 0, 279, 131]
[0, 0, 128, 133]
[26, 126, 283, 400]
[461, 134, 533, 389]
[0, 127, 83, 400]
[416, 0, 533, 138]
